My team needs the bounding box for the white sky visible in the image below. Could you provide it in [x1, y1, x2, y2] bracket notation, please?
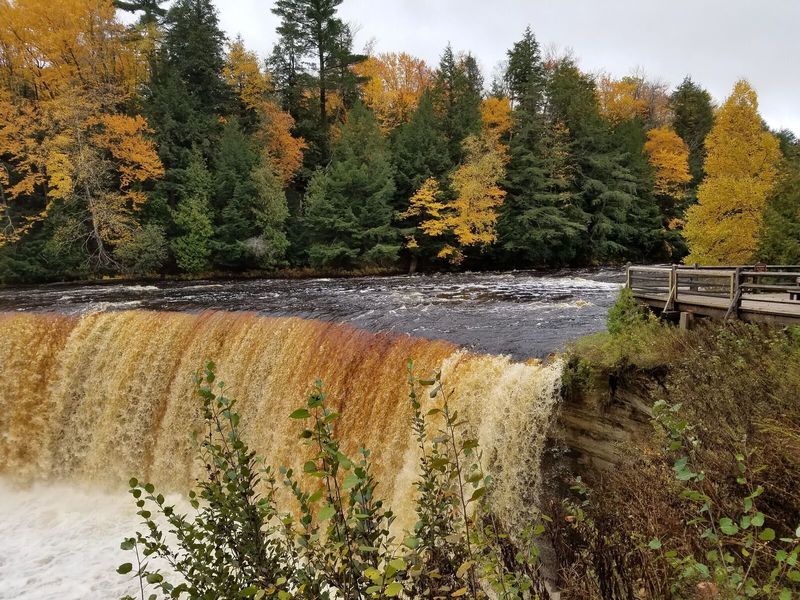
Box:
[154, 0, 800, 134]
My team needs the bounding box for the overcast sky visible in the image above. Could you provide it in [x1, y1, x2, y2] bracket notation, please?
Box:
[187, 0, 800, 134]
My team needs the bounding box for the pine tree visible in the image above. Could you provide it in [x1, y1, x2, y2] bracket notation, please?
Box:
[547, 59, 662, 262]
[391, 91, 452, 212]
[684, 80, 782, 265]
[303, 103, 399, 268]
[431, 45, 483, 163]
[497, 27, 588, 266]
[270, 0, 365, 164]
[171, 152, 214, 273]
[671, 77, 714, 187]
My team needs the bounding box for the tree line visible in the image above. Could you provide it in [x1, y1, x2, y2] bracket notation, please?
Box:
[1, 0, 798, 283]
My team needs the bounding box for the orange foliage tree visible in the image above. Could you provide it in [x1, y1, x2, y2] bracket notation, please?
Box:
[644, 126, 692, 217]
[597, 72, 671, 127]
[223, 37, 306, 185]
[0, 0, 162, 265]
[354, 52, 433, 132]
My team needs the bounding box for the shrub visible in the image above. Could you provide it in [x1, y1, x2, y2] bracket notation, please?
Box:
[118, 362, 549, 600]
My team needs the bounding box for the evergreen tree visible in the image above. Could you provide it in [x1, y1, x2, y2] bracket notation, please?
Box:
[497, 27, 588, 266]
[247, 163, 290, 269]
[303, 103, 399, 268]
[431, 45, 483, 163]
[163, 0, 231, 118]
[212, 118, 290, 270]
[143, 0, 231, 213]
[671, 77, 714, 187]
[547, 59, 662, 262]
[503, 26, 545, 112]
[171, 152, 215, 273]
[114, 0, 167, 26]
[391, 91, 452, 211]
[270, 0, 365, 165]
[758, 159, 800, 264]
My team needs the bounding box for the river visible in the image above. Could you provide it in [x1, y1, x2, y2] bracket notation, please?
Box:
[0, 268, 622, 358]
[0, 269, 621, 599]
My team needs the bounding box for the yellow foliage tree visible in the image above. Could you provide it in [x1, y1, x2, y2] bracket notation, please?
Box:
[403, 134, 508, 263]
[0, 0, 161, 259]
[480, 96, 513, 140]
[597, 72, 671, 126]
[597, 76, 647, 124]
[223, 38, 306, 185]
[644, 126, 692, 199]
[683, 80, 782, 265]
[354, 53, 433, 132]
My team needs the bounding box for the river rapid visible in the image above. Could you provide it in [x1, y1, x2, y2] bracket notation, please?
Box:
[0, 269, 621, 599]
[0, 268, 622, 359]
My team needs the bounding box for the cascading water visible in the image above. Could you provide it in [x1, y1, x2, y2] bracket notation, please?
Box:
[0, 309, 563, 598]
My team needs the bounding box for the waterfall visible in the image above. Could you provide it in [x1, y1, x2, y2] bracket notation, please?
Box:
[0, 309, 562, 531]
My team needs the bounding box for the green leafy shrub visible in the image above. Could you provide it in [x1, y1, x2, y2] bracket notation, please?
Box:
[606, 287, 648, 336]
[118, 361, 549, 600]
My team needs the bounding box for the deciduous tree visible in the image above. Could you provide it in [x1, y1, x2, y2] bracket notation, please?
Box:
[684, 80, 781, 265]
[354, 52, 433, 132]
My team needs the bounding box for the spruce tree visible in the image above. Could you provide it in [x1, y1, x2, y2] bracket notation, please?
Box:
[498, 28, 588, 266]
[303, 103, 399, 268]
[391, 91, 452, 211]
[547, 59, 662, 262]
[163, 0, 231, 118]
[431, 45, 483, 163]
[671, 77, 715, 187]
[171, 152, 215, 273]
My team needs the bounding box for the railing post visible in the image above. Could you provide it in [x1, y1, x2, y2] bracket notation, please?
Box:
[669, 264, 677, 311]
[625, 262, 632, 289]
[726, 267, 743, 320]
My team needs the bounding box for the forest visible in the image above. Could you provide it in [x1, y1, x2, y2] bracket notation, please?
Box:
[1, 0, 799, 283]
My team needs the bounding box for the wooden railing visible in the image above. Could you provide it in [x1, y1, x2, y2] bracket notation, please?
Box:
[626, 265, 800, 324]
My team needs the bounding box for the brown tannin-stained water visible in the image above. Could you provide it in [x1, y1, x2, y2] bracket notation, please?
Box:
[0, 270, 619, 599]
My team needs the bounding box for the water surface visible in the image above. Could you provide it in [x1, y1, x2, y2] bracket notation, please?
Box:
[0, 269, 623, 358]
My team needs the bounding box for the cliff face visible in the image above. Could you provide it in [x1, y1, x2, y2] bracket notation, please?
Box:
[548, 365, 664, 473]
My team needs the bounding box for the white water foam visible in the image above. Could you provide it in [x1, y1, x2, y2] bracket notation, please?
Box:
[0, 480, 176, 600]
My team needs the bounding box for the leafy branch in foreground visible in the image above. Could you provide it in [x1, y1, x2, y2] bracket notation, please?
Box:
[118, 361, 550, 600]
[648, 400, 800, 599]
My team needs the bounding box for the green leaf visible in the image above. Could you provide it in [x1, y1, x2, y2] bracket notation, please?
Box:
[719, 518, 739, 535]
[469, 487, 485, 503]
[385, 581, 403, 597]
[117, 563, 133, 575]
[318, 505, 335, 522]
[759, 528, 775, 541]
[289, 408, 310, 419]
[389, 558, 406, 572]
[751, 512, 765, 527]
[778, 589, 792, 600]
[403, 536, 420, 549]
[343, 473, 360, 490]
[128, 478, 138, 489]
[145, 573, 163, 584]
[648, 538, 662, 550]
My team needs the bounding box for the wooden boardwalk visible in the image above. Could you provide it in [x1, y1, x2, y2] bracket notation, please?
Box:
[627, 265, 800, 325]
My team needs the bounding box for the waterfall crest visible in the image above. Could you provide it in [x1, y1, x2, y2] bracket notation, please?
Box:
[0, 310, 561, 530]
